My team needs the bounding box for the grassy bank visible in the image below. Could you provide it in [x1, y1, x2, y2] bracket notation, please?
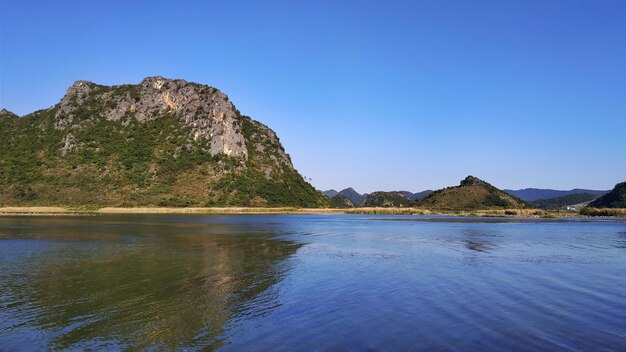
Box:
[0, 206, 588, 217]
[0, 207, 89, 216]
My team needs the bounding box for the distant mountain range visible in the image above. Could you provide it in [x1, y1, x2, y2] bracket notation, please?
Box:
[319, 183, 618, 210]
[320, 188, 432, 207]
[503, 188, 609, 201]
[531, 193, 599, 210]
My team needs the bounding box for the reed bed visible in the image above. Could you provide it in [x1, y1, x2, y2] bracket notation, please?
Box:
[344, 208, 431, 215]
[579, 207, 626, 217]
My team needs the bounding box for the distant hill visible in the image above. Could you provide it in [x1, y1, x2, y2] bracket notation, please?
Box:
[320, 189, 338, 198]
[329, 194, 355, 208]
[504, 188, 609, 201]
[0, 77, 328, 208]
[589, 182, 626, 208]
[338, 188, 366, 206]
[531, 193, 599, 210]
[362, 192, 413, 207]
[418, 176, 530, 210]
[400, 190, 433, 201]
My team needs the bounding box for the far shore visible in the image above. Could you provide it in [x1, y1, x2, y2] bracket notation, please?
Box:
[2, 206, 624, 217]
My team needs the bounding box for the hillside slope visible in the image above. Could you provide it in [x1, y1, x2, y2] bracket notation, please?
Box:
[589, 182, 626, 208]
[329, 194, 355, 208]
[0, 77, 328, 208]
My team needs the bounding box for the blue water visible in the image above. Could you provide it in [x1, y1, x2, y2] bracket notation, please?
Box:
[0, 214, 625, 351]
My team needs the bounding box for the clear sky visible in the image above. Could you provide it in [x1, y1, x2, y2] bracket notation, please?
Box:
[1, 0, 625, 192]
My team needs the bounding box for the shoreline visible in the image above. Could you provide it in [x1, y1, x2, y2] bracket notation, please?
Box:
[2, 206, 620, 217]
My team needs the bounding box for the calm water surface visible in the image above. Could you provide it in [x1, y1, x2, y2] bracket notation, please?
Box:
[0, 214, 625, 351]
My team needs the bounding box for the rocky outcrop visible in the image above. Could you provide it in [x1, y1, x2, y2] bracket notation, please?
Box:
[0, 109, 18, 118]
[54, 77, 247, 158]
[1, 77, 328, 208]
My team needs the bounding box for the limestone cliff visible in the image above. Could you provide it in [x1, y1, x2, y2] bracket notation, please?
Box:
[0, 77, 328, 207]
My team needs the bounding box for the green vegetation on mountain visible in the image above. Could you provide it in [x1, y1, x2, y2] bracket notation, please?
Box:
[362, 191, 413, 207]
[417, 176, 530, 210]
[588, 182, 626, 208]
[531, 193, 598, 210]
[329, 194, 355, 208]
[0, 77, 328, 208]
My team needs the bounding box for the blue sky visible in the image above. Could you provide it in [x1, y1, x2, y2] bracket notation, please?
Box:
[1, 0, 625, 192]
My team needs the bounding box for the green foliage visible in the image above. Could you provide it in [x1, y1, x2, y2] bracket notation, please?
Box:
[362, 192, 413, 207]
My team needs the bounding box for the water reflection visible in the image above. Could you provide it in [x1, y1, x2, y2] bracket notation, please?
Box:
[0, 216, 300, 350]
[461, 229, 495, 253]
[613, 232, 626, 248]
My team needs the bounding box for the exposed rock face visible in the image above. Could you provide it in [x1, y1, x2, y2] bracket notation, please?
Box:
[55, 77, 248, 158]
[460, 175, 484, 187]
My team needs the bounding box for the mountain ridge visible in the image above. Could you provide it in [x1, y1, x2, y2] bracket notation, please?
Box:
[504, 188, 609, 201]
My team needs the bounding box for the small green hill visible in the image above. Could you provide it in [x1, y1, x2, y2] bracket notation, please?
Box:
[362, 192, 414, 207]
[418, 176, 530, 210]
[329, 194, 355, 208]
[589, 182, 626, 208]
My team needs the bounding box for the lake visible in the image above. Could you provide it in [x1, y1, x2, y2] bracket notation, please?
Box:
[0, 214, 625, 351]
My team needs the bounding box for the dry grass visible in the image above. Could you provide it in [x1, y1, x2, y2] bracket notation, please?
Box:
[579, 207, 626, 217]
[97, 207, 303, 214]
[0, 207, 83, 216]
[344, 207, 431, 215]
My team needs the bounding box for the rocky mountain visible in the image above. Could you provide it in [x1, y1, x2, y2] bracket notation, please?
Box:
[504, 188, 608, 201]
[0, 77, 328, 208]
[329, 194, 355, 208]
[418, 176, 530, 210]
[531, 193, 599, 210]
[362, 192, 413, 207]
[337, 188, 366, 206]
[589, 182, 626, 208]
